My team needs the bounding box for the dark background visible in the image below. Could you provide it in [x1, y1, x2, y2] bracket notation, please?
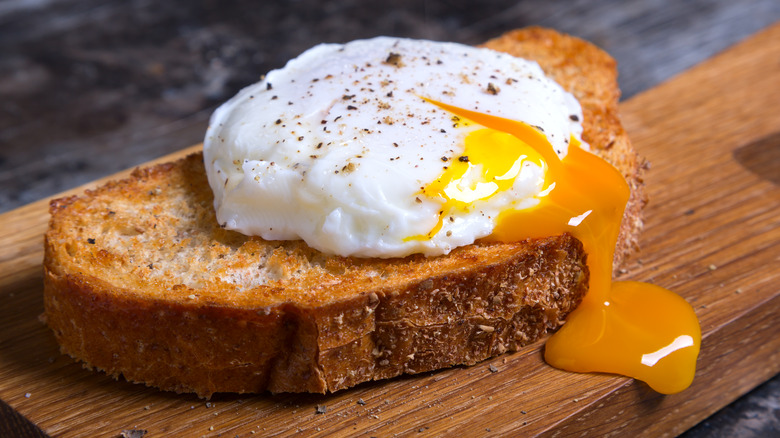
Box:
[1, 0, 778, 436]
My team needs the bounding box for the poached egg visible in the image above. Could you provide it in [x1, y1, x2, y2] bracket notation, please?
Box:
[204, 37, 584, 258]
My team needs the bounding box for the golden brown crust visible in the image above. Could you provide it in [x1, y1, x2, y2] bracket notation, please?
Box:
[43, 27, 643, 397]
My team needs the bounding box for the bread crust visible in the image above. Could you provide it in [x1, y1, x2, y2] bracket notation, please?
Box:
[43, 27, 643, 397]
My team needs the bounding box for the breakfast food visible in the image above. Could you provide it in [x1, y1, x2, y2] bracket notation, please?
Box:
[43, 27, 699, 398]
[204, 36, 585, 258]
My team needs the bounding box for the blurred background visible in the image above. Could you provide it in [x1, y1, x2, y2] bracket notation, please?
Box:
[0, 1, 778, 435]
[2, 0, 780, 213]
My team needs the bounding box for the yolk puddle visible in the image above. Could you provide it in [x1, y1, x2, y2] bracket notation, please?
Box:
[424, 98, 701, 394]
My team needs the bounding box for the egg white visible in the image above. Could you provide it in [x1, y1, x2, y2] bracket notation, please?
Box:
[204, 37, 585, 258]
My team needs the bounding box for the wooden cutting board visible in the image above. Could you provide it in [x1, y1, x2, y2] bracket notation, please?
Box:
[1, 24, 778, 438]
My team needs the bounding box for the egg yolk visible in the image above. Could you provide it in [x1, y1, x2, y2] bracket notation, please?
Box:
[423, 98, 701, 394]
[414, 127, 545, 238]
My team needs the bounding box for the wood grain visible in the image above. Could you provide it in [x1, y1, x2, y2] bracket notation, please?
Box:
[0, 24, 778, 437]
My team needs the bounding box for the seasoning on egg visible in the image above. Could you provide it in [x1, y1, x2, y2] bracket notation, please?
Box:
[384, 52, 404, 67]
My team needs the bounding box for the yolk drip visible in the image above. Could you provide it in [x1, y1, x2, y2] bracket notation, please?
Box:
[424, 98, 701, 394]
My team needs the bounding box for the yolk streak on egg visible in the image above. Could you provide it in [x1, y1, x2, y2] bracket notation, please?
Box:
[424, 98, 701, 394]
[411, 128, 545, 239]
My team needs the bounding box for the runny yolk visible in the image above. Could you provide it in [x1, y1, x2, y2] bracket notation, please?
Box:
[414, 127, 545, 239]
[423, 98, 701, 394]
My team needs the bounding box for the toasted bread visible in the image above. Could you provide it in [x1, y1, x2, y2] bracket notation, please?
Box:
[43, 27, 645, 397]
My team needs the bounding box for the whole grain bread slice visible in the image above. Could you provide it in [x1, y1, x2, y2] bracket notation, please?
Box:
[43, 27, 645, 397]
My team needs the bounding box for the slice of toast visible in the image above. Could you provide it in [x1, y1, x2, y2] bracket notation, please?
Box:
[43, 27, 645, 397]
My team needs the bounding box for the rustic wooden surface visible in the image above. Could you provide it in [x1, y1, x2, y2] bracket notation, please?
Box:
[2, 0, 780, 436]
[0, 15, 778, 438]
